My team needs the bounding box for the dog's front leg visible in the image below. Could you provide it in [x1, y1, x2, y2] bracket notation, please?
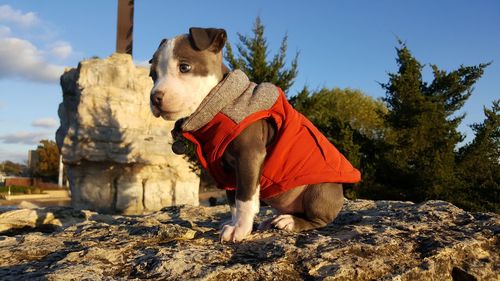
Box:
[220, 185, 260, 242]
[220, 122, 267, 243]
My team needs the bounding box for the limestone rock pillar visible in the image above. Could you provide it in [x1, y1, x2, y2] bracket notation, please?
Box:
[56, 53, 199, 214]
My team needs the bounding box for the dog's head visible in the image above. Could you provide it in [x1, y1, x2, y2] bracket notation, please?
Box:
[149, 27, 228, 120]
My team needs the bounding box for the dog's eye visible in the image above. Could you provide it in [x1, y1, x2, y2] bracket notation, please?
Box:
[179, 64, 191, 73]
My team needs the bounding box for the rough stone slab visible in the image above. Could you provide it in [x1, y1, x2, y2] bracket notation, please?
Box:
[0, 200, 498, 280]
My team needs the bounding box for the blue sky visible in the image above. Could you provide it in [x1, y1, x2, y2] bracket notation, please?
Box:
[0, 0, 499, 163]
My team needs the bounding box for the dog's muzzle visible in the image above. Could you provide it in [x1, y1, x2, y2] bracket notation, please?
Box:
[171, 117, 189, 155]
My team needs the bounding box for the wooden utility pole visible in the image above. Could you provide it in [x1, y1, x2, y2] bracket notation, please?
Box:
[116, 0, 134, 55]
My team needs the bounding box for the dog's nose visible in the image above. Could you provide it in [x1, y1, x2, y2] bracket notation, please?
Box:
[151, 91, 164, 106]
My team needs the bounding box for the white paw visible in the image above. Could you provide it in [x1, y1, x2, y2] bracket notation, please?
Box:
[220, 223, 252, 242]
[271, 214, 295, 231]
[220, 190, 259, 242]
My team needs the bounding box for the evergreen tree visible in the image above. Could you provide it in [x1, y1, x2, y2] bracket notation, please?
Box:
[225, 16, 299, 93]
[455, 100, 499, 212]
[378, 41, 489, 201]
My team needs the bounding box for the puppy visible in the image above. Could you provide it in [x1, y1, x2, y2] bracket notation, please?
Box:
[149, 27, 361, 242]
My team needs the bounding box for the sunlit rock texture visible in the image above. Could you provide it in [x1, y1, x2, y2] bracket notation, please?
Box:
[0, 200, 498, 280]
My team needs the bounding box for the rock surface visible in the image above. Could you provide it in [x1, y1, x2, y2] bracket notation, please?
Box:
[0, 200, 498, 280]
[56, 54, 199, 214]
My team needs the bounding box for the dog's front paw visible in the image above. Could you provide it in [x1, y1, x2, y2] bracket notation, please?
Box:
[220, 223, 252, 242]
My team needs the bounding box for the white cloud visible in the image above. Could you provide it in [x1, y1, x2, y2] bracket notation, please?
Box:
[32, 117, 58, 128]
[0, 5, 74, 83]
[49, 41, 72, 59]
[0, 131, 51, 145]
[0, 37, 65, 83]
[0, 25, 10, 37]
[0, 5, 39, 28]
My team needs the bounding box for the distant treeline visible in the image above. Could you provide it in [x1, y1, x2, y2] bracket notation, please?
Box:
[1, 140, 60, 183]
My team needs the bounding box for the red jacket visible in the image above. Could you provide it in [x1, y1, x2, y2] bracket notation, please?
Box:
[182, 87, 361, 199]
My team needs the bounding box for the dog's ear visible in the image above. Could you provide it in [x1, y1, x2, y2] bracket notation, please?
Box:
[149, 39, 168, 63]
[189, 27, 227, 53]
[158, 38, 167, 48]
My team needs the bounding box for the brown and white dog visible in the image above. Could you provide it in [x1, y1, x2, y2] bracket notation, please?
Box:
[149, 28, 347, 242]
